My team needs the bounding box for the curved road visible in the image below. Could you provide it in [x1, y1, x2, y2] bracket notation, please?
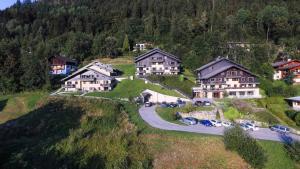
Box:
[139, 105, 300, 142]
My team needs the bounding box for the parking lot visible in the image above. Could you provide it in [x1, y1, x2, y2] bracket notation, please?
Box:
[139, 105, 300, 142]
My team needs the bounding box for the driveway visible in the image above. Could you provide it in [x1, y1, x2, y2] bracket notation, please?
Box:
[139, 105, 300, 142]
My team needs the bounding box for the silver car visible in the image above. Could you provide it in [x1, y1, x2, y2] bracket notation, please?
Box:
[180, 117, 197, 125]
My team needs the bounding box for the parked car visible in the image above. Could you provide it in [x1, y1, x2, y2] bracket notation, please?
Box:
[270, 125, 290, 133]
[222, 121, 234, 128]
[245, 123, 259, 131]
[199, 120, 213, 127]
[210, 120, 222, 127]
[169, 103, 178, 108]
[180, 117, 197, 125]
[160, 102, 169, 108]
[145, 102, 152, 107]
[177, 100, 186, 107]
[203, 101, 211, 106]
[240, 123, 250, 131]
[194, 101, 211, 107]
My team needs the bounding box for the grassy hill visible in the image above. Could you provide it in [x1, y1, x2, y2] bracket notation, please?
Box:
[86, 79, 185, 99]
[0, 97, 151, 169]
[0, 92, 297, 169]
[0, 92, 48, 124]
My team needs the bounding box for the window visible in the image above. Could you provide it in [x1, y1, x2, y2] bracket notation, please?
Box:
[234, 84, 237, 88]
[248, 77, 254, 82]
[67, 82, 72, 85]
[229, 92, 236, 96]
[210, 78, 215, 82]
[231, 71, 237, 76]
[241, 77, 246, 82]
[218, 78, 222, 82]
[165, 67, 168, 70]
[239, 91, 245, 96]
[75, 82, 78, 84]
[247, 91, 254, 95]
[232, 78, 238, 81]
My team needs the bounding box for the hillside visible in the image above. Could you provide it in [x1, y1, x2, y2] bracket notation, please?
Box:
[0, 97, 151, 169]
[0, 95, 297, 169]
[0, 0, 299, 94]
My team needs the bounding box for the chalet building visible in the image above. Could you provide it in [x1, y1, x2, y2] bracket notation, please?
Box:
[193, 57, 261, 99]
[286, 97, 300, 111]
[49, 55, 77, 75]
[134, 48, 181, 76]
[272, 59, 300, 83]
[62, 61, 118, 92]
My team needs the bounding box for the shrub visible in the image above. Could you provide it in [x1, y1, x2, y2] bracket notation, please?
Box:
[285, 110, 298, 121]
[224, 126, 267, 169]
[284, 140, 300, 162]
[295, 113, 300, 126]
[224, 107, 241, 120]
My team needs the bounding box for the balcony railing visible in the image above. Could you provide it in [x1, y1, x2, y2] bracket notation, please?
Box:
[151, 69, 164, 73]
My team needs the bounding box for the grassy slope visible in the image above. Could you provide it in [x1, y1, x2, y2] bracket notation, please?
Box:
[260, 141, 296, 169]
[0, 92, 297, 169]
[147, 75, 195, 97]
[255, 97, 297, 127]
[114, 64, 135, 77]
[0, 97, 151, 169]
[0, 91, 48, 124]
[86, 79, 183, 99]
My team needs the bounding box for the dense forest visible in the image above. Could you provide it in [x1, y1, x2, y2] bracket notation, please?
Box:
[0, 0, 299, 94]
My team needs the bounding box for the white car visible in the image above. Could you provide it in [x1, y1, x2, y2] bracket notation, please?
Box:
[222, 121, 234, 128]
[245, 123, 259, 131]
[210, 120, 222, 127]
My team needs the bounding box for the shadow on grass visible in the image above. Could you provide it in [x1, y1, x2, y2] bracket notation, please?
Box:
[0, 99, 86, 169]
[0, 99, 8, 112]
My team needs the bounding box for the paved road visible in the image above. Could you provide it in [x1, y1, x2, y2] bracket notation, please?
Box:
[139, 105, 300, 142]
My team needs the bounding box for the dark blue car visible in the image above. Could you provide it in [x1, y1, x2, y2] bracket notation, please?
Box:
[199, 120, 213, 127]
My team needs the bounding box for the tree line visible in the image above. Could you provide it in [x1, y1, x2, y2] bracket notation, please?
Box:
[0, 0, 299, 94]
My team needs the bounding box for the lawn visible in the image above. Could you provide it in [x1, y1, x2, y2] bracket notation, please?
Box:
[0, 91, 48, 124]
[114, 64, 135, 77]
[259, 141, 296, 169]
[86, 79, 184, 99]
[182, 68, 196, 82]
[147, 75, 195, 97]
[255, 97, 297, 127]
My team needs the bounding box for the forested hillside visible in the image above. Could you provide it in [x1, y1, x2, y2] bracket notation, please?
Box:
[0, 0, 299, 94]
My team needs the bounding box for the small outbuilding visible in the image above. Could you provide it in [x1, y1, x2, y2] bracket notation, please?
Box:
[286, 96, 300, 111]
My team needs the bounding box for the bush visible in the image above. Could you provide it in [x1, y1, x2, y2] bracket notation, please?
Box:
[285, 110, 298, 121]
[284, 140, 300, 162]
[224, 107, 241, 120]
[224, 126, 267, 169]
[295, 113, 300, 126]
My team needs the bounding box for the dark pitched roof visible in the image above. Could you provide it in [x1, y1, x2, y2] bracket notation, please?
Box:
[199, 65, 257, 79]
[271, 60, 288, 67]
[195, 57, 248, 72]
[134, 48, 181, 63]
